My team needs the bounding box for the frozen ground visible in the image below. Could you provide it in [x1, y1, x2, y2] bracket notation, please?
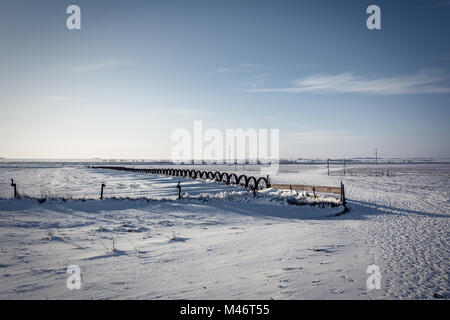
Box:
[0, 162, 448, 299]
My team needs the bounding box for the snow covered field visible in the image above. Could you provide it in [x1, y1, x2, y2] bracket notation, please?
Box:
[0, 162, 448, 299]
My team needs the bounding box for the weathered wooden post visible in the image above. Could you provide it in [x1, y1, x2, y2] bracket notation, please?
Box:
[11, 179, 17, 198]
[100, 183, 105, 200]
[327, 159, 330, 176]
[177, 181, 182, 199]
[313, 187, 316, 198]
[343, 159, 346, 176]
[266, 175, 271, 188]
[340, 182, 346, 206]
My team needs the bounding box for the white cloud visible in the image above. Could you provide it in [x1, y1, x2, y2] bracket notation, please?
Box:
[72, 61, 120, 73]
[245, 69, 450, 95]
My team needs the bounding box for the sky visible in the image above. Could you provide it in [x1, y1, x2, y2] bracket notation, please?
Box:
[0, 0, 449, 159]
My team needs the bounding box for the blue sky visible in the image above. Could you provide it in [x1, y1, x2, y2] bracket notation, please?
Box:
[0, 0, 449, 159]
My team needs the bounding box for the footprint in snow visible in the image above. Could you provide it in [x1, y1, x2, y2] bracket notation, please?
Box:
[340, 275, 354, 282]
[329, 288, 343, 294]
[312, 280, 322, 286]
[282, 267, 303, 271]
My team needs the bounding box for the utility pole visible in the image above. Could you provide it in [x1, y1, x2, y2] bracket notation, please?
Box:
[375, 148, 378, 165]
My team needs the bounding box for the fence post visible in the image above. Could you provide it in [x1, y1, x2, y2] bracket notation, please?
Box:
[177, 181, 182, 199]
[313, 187, 316, 198]
[11, 179, 17, 198]
[100, 183, 105, 200]
[340, 182, 346, 206]
[266, 174, 271, 188]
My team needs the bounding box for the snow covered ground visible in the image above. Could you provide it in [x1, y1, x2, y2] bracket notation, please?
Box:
[0, 162, 448, 299]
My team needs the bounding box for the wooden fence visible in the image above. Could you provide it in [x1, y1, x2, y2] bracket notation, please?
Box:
[90, 166, 346, 205]
[271, 182, 346, 205]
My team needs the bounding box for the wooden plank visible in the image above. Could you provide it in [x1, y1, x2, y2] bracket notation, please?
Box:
[316, 186, 342, 194]
[271, 184, 341, 194]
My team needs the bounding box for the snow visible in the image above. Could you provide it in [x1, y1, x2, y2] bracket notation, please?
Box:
[0, 162, 448, 299]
